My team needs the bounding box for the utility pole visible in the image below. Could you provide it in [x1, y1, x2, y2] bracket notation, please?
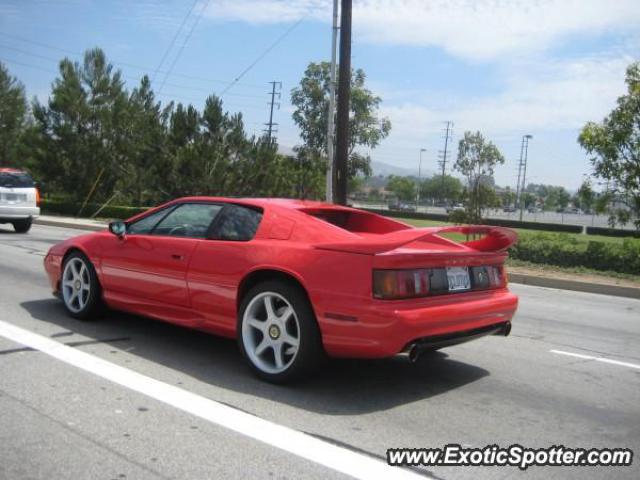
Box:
[519, 134, 533, 221]
[416, 148, 426, 209]
[515, 136, 526, 210]
[334, 0, 352, 205]
[438, 121, 453, 203]
[264, 81, 281, 145]
[325, 0, 339, 203]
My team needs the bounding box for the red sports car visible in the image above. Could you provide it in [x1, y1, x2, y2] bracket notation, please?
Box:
[44, 197, 518, 382]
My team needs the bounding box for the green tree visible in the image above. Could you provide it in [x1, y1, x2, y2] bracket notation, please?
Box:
[387, 175, 416, 202]
[501, 187, 516, 207]
[120, 75, 169, 205]
[420, 174, 463, 203]
[543, 186, 571, 211]
[575, 179, 595, 212]
[0, 62, 28, 166]
[30, 49, 128, 204]
[579, 62, 640, 228]
[454, 131, 505, 222]
[291, 62, 391, 186]
[521, 192, 536, 209]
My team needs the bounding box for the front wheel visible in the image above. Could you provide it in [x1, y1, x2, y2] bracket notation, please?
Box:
[12, 218, 32, 233]
[238, 280, 323, 383]
[61, 252, 101, 320]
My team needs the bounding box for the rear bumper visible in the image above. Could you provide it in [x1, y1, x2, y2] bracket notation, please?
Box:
[0, 205, 40, 220]
[318, 288, 518, 358]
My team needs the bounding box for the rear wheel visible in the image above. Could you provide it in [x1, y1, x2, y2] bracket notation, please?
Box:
[61, 252, 101, 320]
[238, 280, 323, 383]
[12, 218, 32, 233]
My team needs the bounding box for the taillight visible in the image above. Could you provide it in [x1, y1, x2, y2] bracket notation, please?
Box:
[373, 269, 430, 300]
[491, 265, 506, 288]
[35, 187, 41, 207]
[373, 264, 506, 300]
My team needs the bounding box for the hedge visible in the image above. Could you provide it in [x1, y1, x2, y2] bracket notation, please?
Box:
[585, 226, 640, 238]
[509, 232, 640, 275]
[41, 199, 148, 220]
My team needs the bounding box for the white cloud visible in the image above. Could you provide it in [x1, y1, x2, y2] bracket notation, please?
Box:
[379, 53, 633, 142]
[203, 0, 640, 61]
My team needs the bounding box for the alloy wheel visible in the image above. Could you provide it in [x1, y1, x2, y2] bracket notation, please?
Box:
[242, 292, 301, 375]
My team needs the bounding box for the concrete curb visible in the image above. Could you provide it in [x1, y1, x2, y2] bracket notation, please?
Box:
[34, 217, 106, 232]
[34, 217, 639, 300]
[508, 273, 640, 300]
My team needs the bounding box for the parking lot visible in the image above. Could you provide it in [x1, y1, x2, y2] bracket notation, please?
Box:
[1, 224, 639, 479]
[353, 203, 635, 230]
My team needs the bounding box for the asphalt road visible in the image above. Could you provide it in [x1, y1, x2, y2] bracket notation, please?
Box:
[1, 224, 639, 480]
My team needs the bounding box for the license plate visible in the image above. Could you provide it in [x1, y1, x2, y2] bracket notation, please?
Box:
[446, 266, 470, 291]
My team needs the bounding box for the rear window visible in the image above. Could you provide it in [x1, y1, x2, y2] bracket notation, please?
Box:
[302, 208, 406, 234]
[210, 204, 262, 241]
[0, 172, 35, 188]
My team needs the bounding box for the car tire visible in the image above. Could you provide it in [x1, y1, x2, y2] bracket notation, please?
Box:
[12, 218, 32, 233]
[60, 251, 102, 320]
[238, 280, 324, 383]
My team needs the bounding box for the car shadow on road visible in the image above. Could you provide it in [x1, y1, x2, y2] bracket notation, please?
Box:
[21, 298, 490, 415]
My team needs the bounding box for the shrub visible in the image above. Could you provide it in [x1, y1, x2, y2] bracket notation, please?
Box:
[448, 210, 469, 224]
[509, 232, 640, 275]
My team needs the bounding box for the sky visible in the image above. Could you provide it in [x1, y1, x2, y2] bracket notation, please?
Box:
[1, 0, 639, 191]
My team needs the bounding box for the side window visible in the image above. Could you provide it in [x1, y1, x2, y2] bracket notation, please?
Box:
[126, 207, 173, 235]
[153, 203, 222, 238]
[210, 204, 262, 241]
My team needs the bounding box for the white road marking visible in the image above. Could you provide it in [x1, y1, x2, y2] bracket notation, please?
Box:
[0, 320, 425, 480]
[550, 349, 640, 370]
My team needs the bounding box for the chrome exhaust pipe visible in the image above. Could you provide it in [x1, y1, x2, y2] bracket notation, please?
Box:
[502, 322, 512, 336]
[408, 344, 421, 364]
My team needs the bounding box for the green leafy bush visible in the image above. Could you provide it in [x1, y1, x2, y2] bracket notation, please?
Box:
[509, 232, 640, 275]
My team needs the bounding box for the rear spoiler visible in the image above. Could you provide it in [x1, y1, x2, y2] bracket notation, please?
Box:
[315, 225, 517, 255]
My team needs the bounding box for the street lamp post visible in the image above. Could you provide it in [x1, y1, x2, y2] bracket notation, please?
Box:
[518, 134, 533, 221]
[417, 148, 426, 210]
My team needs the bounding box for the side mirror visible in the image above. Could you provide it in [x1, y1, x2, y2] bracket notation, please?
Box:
[108, 221, 127, 238]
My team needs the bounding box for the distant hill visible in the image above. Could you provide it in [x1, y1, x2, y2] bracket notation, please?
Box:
[370, 160, 435, 178]
[277, 146, 435, 179]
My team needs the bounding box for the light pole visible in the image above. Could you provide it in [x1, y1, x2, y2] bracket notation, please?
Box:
[518, 134, 533, 221]
[416, 148, 426, 209]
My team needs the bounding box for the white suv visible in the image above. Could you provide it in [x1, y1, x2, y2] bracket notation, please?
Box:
[0, 168, 40, 233]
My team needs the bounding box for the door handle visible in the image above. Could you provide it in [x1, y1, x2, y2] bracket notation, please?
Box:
[171, 254, 184, 260]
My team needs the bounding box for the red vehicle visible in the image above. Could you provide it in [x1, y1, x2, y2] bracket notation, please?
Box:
[44, 197, 518, 383]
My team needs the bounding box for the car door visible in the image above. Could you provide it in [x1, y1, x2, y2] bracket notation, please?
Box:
[188, 204, 264, 334]
[100, 202, 223, 307]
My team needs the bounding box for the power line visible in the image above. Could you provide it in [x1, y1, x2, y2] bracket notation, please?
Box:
[220, 15, 306, 97]
[151, 0, 200, 83]
[0, 56, 267, 111]
[0, 31, 264, 88]
[0, 45, 264, 99]
[157, 0, 212, 95]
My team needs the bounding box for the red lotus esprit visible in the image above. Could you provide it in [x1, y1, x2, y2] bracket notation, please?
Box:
[44, 197, 518, 382]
